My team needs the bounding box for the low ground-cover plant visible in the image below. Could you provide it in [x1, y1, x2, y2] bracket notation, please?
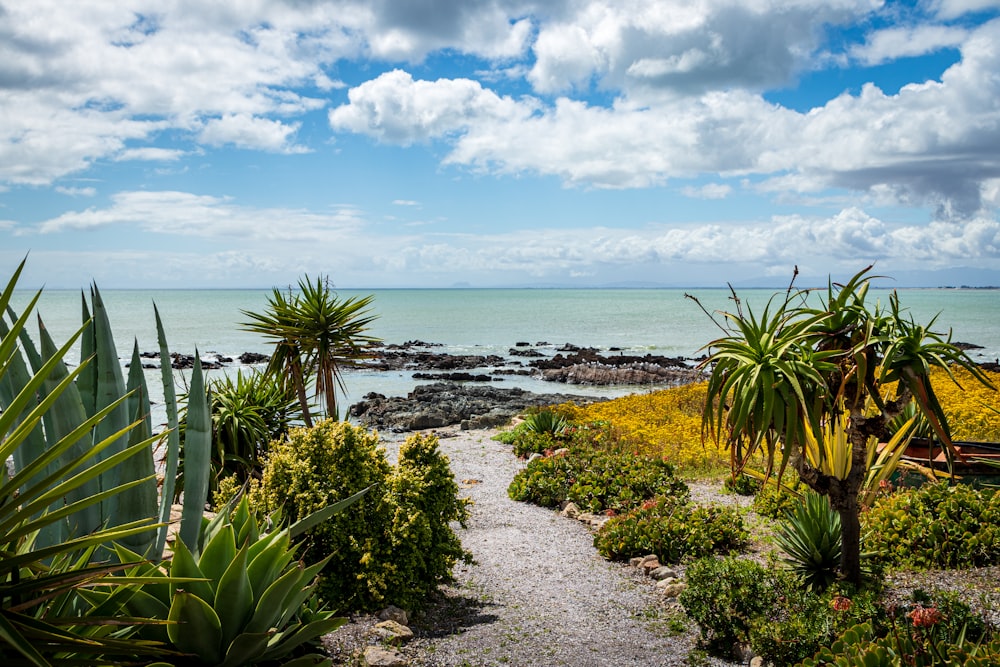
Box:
[554, 382, 729, 475]
[495, 416, 611, 458]
[681, 556, 993, 667]
[507, 445, 689, 513]
[246, 420, 471, 612]
[863, 482, 1000, 570]
[799, 590, 998, 667]
[593, 495, 747, 562]
[930, 366, 1000, 442]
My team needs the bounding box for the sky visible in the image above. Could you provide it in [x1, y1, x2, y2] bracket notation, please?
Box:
[2, 0, 1000, 289]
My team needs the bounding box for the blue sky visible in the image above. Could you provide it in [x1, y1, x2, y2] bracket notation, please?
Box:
[2, 0, 1000, 288]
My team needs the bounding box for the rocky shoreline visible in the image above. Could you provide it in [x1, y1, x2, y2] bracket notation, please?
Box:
[132, 338, 997, 433]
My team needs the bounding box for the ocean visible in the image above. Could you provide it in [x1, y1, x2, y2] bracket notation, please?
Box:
[9, 287, 1000, 414]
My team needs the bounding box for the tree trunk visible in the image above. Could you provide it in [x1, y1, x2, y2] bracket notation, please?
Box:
[837, 493, 863, 586]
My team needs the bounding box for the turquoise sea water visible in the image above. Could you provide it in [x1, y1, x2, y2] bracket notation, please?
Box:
[10, 287, 1000, 411]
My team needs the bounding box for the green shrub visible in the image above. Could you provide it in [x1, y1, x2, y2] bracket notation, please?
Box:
[680, 556, 787, 655]
[724, 473, 761, 496]
[863, 482, 1000, 570]
[385, 433, 473, 611]
[753, 479, 803, 519]
[507, 445, 689, 513]
[495, 417, 611, 458]
[251, 421, 470, 612]
[594, 496, 747, 563]
[775, 491, 842, 592]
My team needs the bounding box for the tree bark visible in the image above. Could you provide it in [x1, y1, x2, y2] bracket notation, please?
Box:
[836, 493, 863, 586]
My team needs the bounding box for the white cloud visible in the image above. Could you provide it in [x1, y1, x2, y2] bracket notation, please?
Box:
[681, 183, 732, 199]
[329, 69, 537, 146]
[393, 199, 421, 206]
[851, 25, 968, 65]
[930, 0, 1000, 20]
[55, 186, 97, 197]
[199, 115, 307, 153]
[36, 190, 365, 241]
[330, 17, 1000, 217]
[115, 147, 188, 162]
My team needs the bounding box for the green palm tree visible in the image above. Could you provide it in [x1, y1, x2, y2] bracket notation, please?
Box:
[242, 275, 379, 426]
[694, 265, 994, 585]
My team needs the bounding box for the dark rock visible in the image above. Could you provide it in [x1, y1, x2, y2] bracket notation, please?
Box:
[412, 372, 497, 382]
[350, 382, 602, 432]
[239, 351, 269, 364]
[515, 341, 531, 347]
[509, 348, 543, 357]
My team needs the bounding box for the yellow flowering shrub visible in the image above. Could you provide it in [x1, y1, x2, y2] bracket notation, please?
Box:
[555, 382, 729, 475]
[928, 366, 1000, 441]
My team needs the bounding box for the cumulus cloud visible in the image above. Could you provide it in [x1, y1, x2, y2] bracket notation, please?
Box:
[329, 17, 1000, 216]
[329, 69, 537, 145]
[851, 24, 968, 65]
[55, 186, 97, 197]
[199, 114, 307, 153]
[681, 183, 732, 199]
[115, 147, 188, 162]
[35, 190, 365, 241]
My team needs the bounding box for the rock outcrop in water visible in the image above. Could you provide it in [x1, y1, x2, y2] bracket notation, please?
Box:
[349, 382, 602, 432]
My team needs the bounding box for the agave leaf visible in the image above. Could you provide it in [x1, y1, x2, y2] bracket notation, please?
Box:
[0, 323, 88, 466]
[244, 562, 307, 634]
[273, 555, 334, 630]
[214, 544, 252, 649]
[167, 590, 224, 665]
[77, 291, 97, 419]
[179, 351, 211, 554]
[199, 523, 237, 585]
[2, 519, 160, 576]
[288, 486, 371, 539]
[153, 304, 183, 561]
[90, 284, 130, 524]
[246, 532, 295, 607]
[259, 619, 346, 664]
[0, 397, 135, 535]
[35, 316, 104, 536]
[123, 589, 172, 642]
[116, 341, 159, 557]
[167, 537, 215, 604]
[218, 632, 273, 667]
[2, 427, 158, 535]
[0, 313, 66, 550]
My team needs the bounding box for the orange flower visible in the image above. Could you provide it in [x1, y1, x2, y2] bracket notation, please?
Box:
[831, 596, 853, 611]
[908, 605, 943, 628]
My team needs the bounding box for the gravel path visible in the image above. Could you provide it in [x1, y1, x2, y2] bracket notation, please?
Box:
[326, 426, 735, 667]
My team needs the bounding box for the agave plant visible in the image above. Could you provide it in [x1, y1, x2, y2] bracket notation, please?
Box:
[774, 491, 842, 592]
[0, 261, 170, 664]
[522, 409, 568, 436]
[0, 258, 214, 665]
[102, 492, 363, 666]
